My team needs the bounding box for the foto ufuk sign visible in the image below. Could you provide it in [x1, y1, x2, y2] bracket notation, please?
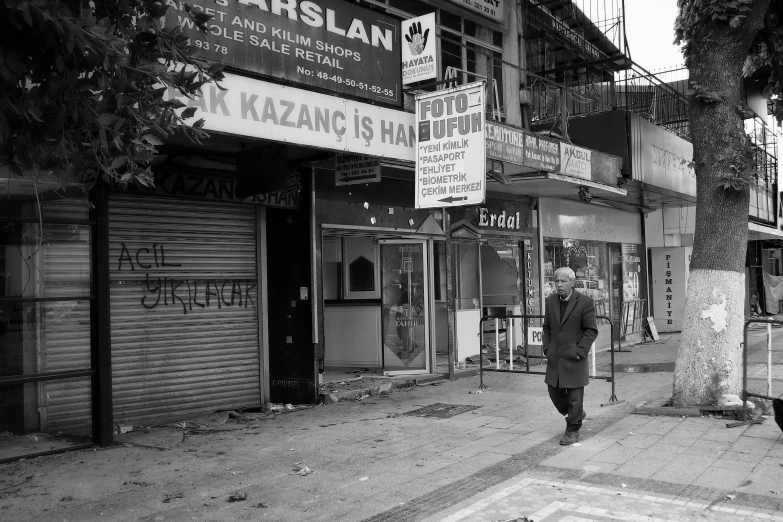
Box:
[415, 81, 486, 209]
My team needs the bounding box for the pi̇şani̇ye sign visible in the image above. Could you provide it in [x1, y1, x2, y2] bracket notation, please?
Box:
[165, 0, 401, 104]
[415, 81, 486, 209]
[401, 13, 437, 85]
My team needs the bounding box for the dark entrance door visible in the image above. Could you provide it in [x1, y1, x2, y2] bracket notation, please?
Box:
[266, 205, 315, 404]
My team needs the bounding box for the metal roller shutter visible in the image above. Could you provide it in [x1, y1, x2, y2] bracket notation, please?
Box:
[109, 196, 260, 425]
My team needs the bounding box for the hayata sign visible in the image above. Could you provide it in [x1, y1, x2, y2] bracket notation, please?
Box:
[164, 73, 415, 161]
[166, 0, 401, 104]
[415, 82, 486, 209]
[401, 13, 437, 85]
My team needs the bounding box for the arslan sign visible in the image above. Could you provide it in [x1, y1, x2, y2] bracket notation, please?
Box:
[401, 13, 437, 85]
[415, 82, 486, 209]
[165, 0, 401, 104]
[164, 72, 415, 161]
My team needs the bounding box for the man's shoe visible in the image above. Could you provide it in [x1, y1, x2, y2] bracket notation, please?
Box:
[559, 431, 579, 445]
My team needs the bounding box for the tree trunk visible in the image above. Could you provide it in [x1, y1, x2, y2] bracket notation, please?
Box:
[672, 4, 769, 407]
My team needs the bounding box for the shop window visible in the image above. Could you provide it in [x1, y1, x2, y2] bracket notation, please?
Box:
[349, 256, 375, 292]
[1, 194, 94, 459]
[322, 236, 381, 300]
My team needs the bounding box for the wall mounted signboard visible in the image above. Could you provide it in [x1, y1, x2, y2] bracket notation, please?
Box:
[445, 0, 503, 22]
[486, 122, 525, 165]
[166, 0, 401, 104]
[415, 81, 486, 208]
[335, 154, 381, 185]
[523, 132, 560, 172]
[401, 13, 437, 85]
[164, 73, 416, 161]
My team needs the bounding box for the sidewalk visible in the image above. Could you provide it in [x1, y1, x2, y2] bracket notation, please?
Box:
[0, 334, 780, 521]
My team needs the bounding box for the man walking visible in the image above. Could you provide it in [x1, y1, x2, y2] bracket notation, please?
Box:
[543, 267, 598, 445]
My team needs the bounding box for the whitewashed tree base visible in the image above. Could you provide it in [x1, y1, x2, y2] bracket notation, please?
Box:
[673, 269, 745, 407]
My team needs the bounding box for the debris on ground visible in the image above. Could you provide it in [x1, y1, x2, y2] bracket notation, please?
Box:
[228, 492, 247, 502]
[725, 494, 735, 500]
[163, 492, 183, 503]
[253, 503, 268, 508]
[293, 463, 313, 476]
[359, 476, 369, 481]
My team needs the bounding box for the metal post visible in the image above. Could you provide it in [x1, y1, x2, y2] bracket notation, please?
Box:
[591, 341, 596, 377]
[601, 318, 624, 407]
[495, 318, 500, 370]
[445, 211, 455, 381]
[479, 316, 487, 389]
[768, 323, 773, 396]
[509, 318, 514, 371]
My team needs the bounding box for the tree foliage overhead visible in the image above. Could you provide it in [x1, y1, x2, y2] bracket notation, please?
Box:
[0, 0, 223, 189]
[675, 0, 782, 121]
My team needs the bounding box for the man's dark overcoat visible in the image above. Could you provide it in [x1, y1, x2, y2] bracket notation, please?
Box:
[542, 290, 599, 388]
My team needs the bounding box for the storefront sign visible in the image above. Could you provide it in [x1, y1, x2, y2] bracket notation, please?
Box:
[486, 122, 525, 165]
[650, 247, 691, 332]
[559, 143, 591, 180]
[478, 208, 521, 230]
[164, 73, 415, 162]
[415, 82, 486, 208]
[128, 171, 300, 208]
[632, 113, 696, 197]
[523, 132, 560, 172]
[401, 13, 437, 85]
[166, 0, 401, 104]
[445, 0, 503, 22]
[334, 153, 381, 185]
[527, 326, 542, 346]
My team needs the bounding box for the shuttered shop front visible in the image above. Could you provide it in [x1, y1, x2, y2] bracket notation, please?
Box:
[109, 196, 261, 424]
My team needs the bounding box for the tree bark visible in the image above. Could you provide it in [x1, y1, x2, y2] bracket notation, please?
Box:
[673, 1, 771, 407]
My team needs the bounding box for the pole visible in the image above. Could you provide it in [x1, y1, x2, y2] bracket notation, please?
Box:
[495, 318, 500, 370]
[445, 211, 455, 381]
[509, 318, 514, 371]
[591, 341, 596, 377]
[742, 323, 748, 422]
[767, 323, 772, 397]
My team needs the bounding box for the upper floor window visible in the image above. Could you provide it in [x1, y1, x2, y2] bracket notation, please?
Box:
[363, 0, 505, 118]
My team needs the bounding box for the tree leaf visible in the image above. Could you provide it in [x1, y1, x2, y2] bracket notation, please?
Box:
[181, 107, 198, 119]
[143, 134, 164, 146]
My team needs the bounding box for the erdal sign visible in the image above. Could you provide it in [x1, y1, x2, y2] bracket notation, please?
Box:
[415, 82, 486, 209]
[166, 0, 400, 104]
[478, 208, 521, 230]
[401, 13, 437, 85]
[445, 0, 503, 22]
[164, 73, 415, 161]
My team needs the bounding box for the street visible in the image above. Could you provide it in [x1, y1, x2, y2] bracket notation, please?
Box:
[1, 334, 781, 522]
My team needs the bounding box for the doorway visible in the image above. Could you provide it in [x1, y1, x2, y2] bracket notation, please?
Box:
[266, 207, 315, 403]
[379, 240, 430, 374]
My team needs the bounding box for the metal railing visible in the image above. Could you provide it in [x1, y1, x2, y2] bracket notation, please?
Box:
[477, 313, 624, 407]
[727, 318, 782, 428]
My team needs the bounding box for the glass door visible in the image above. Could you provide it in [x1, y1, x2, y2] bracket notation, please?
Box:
[379, 240, 430, 374]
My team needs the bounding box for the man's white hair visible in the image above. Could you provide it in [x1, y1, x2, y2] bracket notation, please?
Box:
[554, 267, 575, 282]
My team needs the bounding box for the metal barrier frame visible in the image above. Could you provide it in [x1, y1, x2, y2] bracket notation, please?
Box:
[477, 314, 624, 407]
[727, 318, 783, 428]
